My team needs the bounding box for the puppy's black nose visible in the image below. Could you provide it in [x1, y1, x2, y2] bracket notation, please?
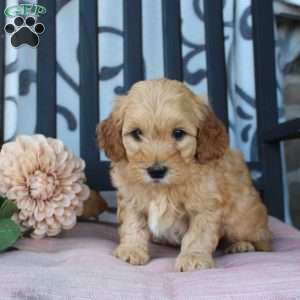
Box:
[147, 164, 168, 179]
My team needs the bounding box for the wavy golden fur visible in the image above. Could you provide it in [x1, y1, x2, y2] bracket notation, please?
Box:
[97, 79, 271, 272]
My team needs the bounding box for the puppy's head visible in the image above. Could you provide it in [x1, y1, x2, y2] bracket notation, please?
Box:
[97, 79, 228, 186]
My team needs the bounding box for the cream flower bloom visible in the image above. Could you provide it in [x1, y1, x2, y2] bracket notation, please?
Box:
[0, 135, 90, 238]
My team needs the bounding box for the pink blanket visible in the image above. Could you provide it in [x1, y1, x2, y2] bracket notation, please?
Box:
[1, 217, 300, 299]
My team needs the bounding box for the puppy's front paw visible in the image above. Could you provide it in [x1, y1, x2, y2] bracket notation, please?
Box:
[175, 253, 215, 272]
[113, 245, 150, 265]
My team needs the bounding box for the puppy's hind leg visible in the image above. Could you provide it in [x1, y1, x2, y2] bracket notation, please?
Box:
[224, 233, 272, 254]
[224, 207, 272, 254]
[224, 225, 272, 254]
[224, 241, 255, 254]
[247, 213, 273, 252]
[252, 233, 272, 252]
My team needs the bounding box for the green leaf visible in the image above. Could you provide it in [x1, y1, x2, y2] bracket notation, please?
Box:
[0, 196, 6, 208]
[0, 218, 21, 252]
[0, 199, 18, 219]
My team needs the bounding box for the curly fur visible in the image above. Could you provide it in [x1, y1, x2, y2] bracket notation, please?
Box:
[97, 79, 272, 272]
[196, 108, 228, 163]
[97, 100, 126, 162]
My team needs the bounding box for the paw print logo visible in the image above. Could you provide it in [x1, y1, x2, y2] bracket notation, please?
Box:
[4, 16, 45, 48]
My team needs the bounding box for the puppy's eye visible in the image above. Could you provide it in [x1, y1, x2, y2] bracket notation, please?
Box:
[130, 128, 143, 141]
[172, 129, 186, 141]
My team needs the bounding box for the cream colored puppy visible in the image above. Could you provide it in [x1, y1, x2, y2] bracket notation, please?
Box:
[97, 79, 271, 272]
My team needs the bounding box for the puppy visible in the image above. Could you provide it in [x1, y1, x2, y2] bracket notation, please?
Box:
[97, 79, 272, 272]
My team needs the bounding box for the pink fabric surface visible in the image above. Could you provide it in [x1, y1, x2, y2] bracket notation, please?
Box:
[1, 217, 300, 300]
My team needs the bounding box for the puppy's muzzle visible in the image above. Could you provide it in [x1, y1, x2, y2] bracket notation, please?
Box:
[147, 164, 168, 180]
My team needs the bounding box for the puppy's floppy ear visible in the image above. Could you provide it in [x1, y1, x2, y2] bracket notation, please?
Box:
[96, 100, 126, 162]
[196, 104, 229, 163]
